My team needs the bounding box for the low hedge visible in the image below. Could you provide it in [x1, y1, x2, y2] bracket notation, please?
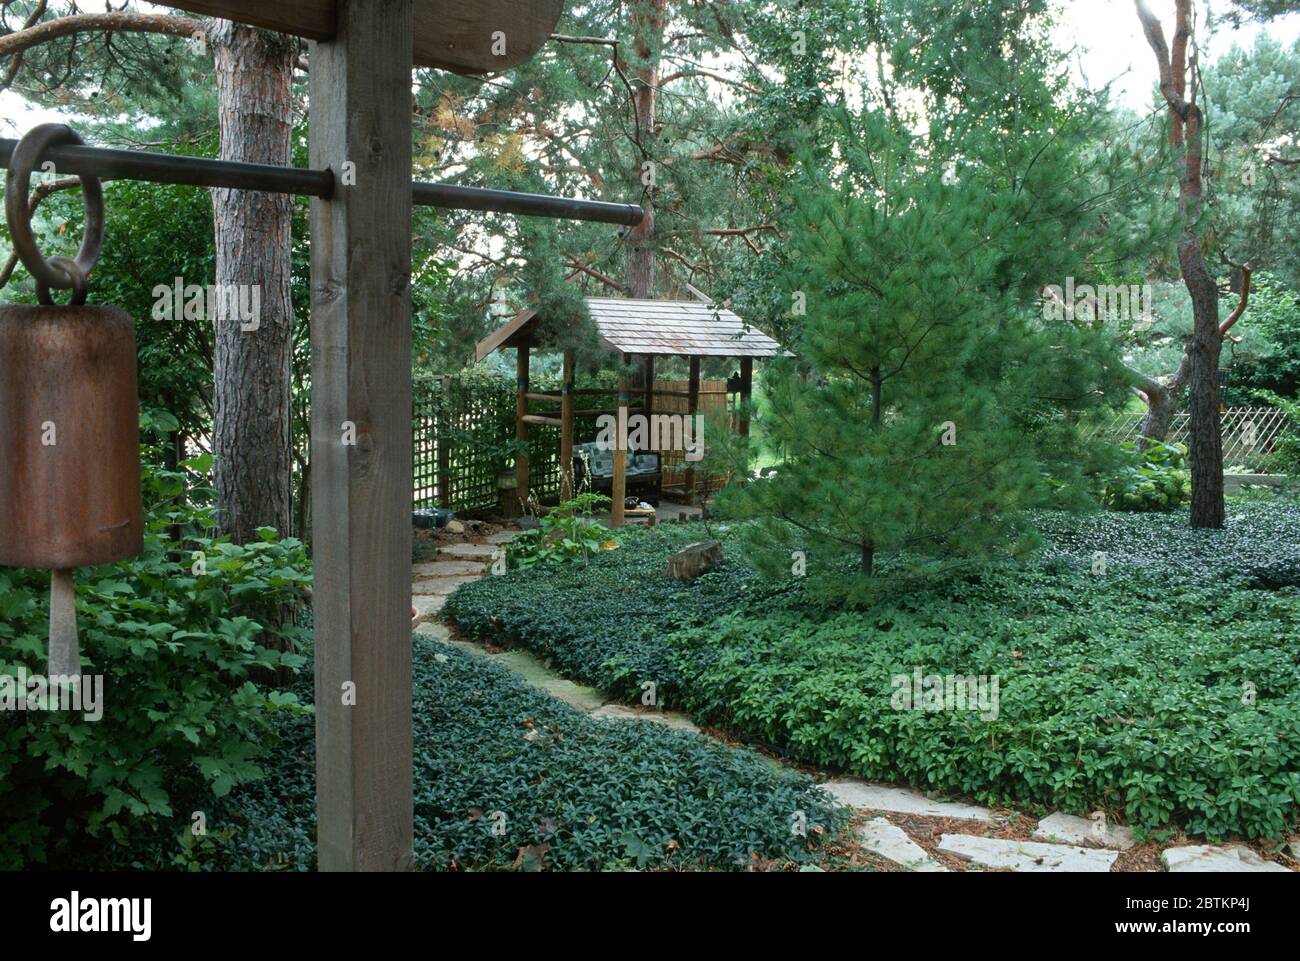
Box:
[446, 504, 1300, 840]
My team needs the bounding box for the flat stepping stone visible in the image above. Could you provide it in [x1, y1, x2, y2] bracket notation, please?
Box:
[937, 834, 1117, 872]
[1161, 845, 1292, 873]
[1032, 813, 1136, 850]
[437, 543, 502, 559]
[492, 650, 606, 712]
[859, 818, 948, 872]
[822, 779, 993, 822]
[411, 594, 447, 619]
[412, 574, 482, 595]
[590, 703, 701, 734]
[413, 560, 486, 578]
[414, 622, 451, 641]
[486, 531, 518, 544]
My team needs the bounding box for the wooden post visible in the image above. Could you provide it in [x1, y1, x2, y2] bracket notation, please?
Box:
[516, 344, 530, 510]
[309, 0, 415, 872]
[611, 354, 629, 527]
[437, 373, 451, 508]
[560, 348, 574, 501]
[643, 354, 656, 422]
[685, 356, 700, 504]
[739, 356, 753, 438]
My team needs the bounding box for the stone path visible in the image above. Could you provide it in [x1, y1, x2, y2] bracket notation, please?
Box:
[413, 535, 1297, 875]
[412, 533, 700, 736]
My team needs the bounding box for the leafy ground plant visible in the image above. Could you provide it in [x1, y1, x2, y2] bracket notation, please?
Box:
[447, 505, 1300, 841]
[158, 636, 846, 871]
[507, 493, 617, 570]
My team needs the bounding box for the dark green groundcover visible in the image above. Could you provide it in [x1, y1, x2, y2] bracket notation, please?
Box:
[446, 503, 1300, 842]
[69, 637, 842, 871]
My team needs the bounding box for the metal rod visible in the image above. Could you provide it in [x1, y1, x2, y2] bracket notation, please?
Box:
[0, 138, 644, 226]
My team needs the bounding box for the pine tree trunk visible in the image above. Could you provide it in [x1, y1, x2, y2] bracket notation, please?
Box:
[209, 21, 296, 544]
[1182, 239, 1224, 528]
[1138, 354, 1189, 444]
[624, 0, 666, 299]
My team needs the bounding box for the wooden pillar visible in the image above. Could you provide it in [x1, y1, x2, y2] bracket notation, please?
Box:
[685, 356, 700, 504]
[309, 0, 415, 872]
[643, 354, 655, 422]
[611, 354, 629, 527]
[739, 356, 753, 438]
[437, 373, 451, 508]
[560, 348, 574, 501]
[516, 344, 530, 509]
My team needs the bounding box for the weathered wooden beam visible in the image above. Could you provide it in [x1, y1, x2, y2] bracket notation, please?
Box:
[739, 357, 753, 438]
[644, 355, 656, 418]
[516, 345, 530, 506]
[522, 414, 562, 428]
[686, 356, 700, 505]
[611, 355, 629, 527]
[309, 0, 415, 873]
[164, 0, 564, 73]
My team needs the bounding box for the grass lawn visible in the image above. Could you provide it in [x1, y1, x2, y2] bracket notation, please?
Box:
[445, 501, 1300, 842]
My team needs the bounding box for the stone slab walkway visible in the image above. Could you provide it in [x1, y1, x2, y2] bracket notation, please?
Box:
[937, 835, 1119, 872]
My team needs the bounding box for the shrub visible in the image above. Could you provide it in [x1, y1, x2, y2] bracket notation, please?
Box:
[0, 459, 311, 869]
[507, 493, 616, 570]
[1252, 391, 1300, 476]
[1099, 440, 1191, 512]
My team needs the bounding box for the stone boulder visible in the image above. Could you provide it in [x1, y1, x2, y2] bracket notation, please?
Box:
[667, 540, 723, 582]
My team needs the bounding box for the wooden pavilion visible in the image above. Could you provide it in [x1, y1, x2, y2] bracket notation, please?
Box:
[475, 297, 785, 525]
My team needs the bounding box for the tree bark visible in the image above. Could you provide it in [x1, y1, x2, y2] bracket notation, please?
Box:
[209, 20, 296, 544]
[1136, 353, 1190, 443]
[623, 0, 667, 299]
[1183, 240, 1224, 527]
[1135, 0, 1224, 528]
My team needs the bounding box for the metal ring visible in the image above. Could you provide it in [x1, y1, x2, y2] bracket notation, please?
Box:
[4, 124, 104, 301]
[37, 256, 88, 306]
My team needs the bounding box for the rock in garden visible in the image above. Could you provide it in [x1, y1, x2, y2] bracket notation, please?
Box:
[667, 540, 723, 581]
[1161, 845, 1292, 873]
[445, 520, 465, 534]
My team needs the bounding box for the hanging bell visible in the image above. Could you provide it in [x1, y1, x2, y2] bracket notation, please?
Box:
[0, 124, 143, 679]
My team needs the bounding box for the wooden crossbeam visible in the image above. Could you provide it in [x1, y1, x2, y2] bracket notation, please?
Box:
[165, 1, 563, 73]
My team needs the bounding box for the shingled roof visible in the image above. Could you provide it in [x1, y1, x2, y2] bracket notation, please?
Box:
[475, 297, 786, 362]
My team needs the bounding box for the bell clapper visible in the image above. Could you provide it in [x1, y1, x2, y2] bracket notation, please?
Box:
[48, 569, 80, 679]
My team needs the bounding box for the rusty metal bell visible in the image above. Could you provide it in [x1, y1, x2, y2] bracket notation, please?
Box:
[2, 124, 143, 680]
[0, 304, 143, 569]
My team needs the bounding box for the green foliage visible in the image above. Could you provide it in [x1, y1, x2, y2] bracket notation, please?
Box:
[507, 494, 615, 570]
[1099, 441, 1192, 513]
[446, 524, 769, 706]
[408, 639, 842, 870]
[1229, 276, 1300, 400]
[0, 459, 311, 869]
[447, 507, 1300, 840]
[139, 636, 845, 871]
[716, 103, 1127, 585]
[1252, 391, 1300, 474]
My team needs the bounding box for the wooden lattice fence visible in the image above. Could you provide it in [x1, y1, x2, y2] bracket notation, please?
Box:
[413, 371, 562, 512]
[1085, 406, 1292, 467]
